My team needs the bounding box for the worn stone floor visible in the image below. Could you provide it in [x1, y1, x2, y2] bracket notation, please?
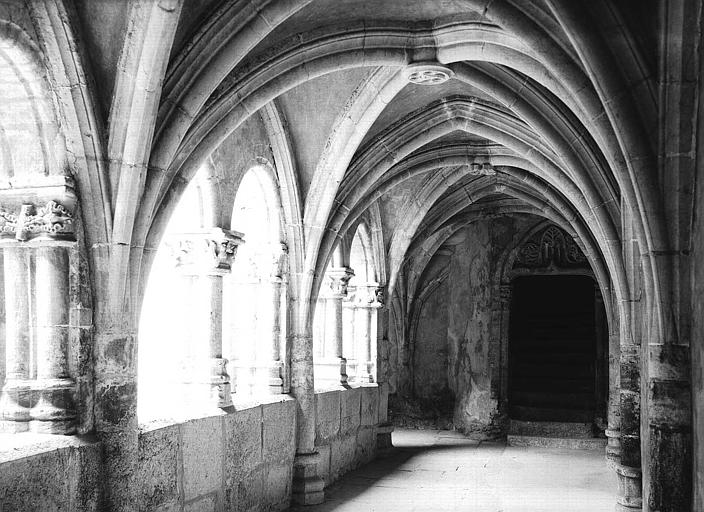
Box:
[289, 428, 616, 512]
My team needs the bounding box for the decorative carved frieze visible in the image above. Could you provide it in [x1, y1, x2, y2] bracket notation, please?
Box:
[0, 201, 74, 241]
[514, 225, 588, 270]
[168, 228, 244, 274]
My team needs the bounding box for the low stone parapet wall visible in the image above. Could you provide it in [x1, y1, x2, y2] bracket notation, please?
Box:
[314, 384, 379, 486]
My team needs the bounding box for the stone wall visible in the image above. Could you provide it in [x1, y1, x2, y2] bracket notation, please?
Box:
[138, 397, 297, 512]
[0, 389, 383, 512]
[390, 215, 553, 436]
[314, 386, 379, 487]
[0, 434, 101, 511]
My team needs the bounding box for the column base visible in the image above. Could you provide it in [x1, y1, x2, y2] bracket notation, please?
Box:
[0, 380, 31, 432]
[615, 464, 642, 510]
[29, 379, 76, 435]
[605, 428, 621, 467]
[339, 357, 349, 387]
[316, 359, 349, 389]
[208, 358, 233, 407]
[291, 452, 325, 505]
[268, 361, 285, 394]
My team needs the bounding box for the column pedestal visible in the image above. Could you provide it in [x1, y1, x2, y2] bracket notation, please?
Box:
[615, 464, 642, 511]
[605, 428, 621, 466]
[376, 423, 394, 453]
[292, 452, 325, 505]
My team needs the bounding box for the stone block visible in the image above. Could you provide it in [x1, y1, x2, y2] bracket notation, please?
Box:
[262, 401, 296, 464]
[181, 416, 223, 500]
[330, 434, 357, 482]
[315, 390, 341, 442]
[360, 386, 379, 426]
[139, 425, 179, 511]
[265, 462, 292, 509]
[225, 405, 262, 484]
[184, 493, 217, 512]
[356, 427, 376, 465]
[316, 443, 331, 486]
[237, 465, 265, 512]
[339, 388, 361, 436]
[152, 501, 179, 512]
[0, 436, 100, 512]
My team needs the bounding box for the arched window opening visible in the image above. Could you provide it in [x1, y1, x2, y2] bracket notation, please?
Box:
[0, 27, 84, 436]
[313, 255, 354, 390]
[138, 167, 239, 421]
[313, 223, 380, 390]
[224, 166, 287, 397]
[345, 224, 380, 384]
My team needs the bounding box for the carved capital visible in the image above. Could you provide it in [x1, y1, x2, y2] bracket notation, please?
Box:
[271, 241, 289, 279]
[325, 267, 354, 297]
[168, 227, 244, 274]
[0, 201, 74, 242]
[375, 286, 386, 305]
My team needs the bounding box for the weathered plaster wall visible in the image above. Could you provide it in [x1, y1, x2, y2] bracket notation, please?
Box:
[446, 222, 498, 436]
[390, 215, 545, 435]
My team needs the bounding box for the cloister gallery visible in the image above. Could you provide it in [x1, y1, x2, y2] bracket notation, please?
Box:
[0, 1, 702, 511]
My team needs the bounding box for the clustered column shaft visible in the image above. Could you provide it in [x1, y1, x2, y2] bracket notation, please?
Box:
[0, 199, 78, 435]
[31, 244, 76, 433]
[321, 267, 354, 386]
[0, 248, 31, 431]
[267, 242, 287, 394]
[171, 228, 243, 408]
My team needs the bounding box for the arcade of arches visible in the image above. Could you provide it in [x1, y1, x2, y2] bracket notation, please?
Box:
[0, 2, 702, 511]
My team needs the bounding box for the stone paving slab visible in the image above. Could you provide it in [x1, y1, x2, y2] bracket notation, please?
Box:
[287, 428, 616, 512]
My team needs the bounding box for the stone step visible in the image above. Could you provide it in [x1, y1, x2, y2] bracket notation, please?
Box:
[508, 420, 594, 438]
[507, 435, 607, 450]
[508, 405, 594, 422]
[511, 391, 594, 409]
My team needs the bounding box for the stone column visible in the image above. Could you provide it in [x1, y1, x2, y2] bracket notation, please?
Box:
[0, 247, 31, 432]
[373, 286, 394, 451]
[267, 242, 287, 394]
[606, 329, 621, 465]
[616, 301, 642, 511]
[356, 283, 380, 384]
[319, 267, 353, 387]
[30, 243, 76, 433]
[170, 228, 243, 408]
[0, 200, 79, 435]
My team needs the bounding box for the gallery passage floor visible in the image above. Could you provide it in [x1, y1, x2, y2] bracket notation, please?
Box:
[288, 428, 616, 512]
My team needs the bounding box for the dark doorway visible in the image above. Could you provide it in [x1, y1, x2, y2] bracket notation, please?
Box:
[508, 275, 598, 423]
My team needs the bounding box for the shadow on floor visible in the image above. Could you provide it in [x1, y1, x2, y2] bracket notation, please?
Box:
[287, 428, 617, 512]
